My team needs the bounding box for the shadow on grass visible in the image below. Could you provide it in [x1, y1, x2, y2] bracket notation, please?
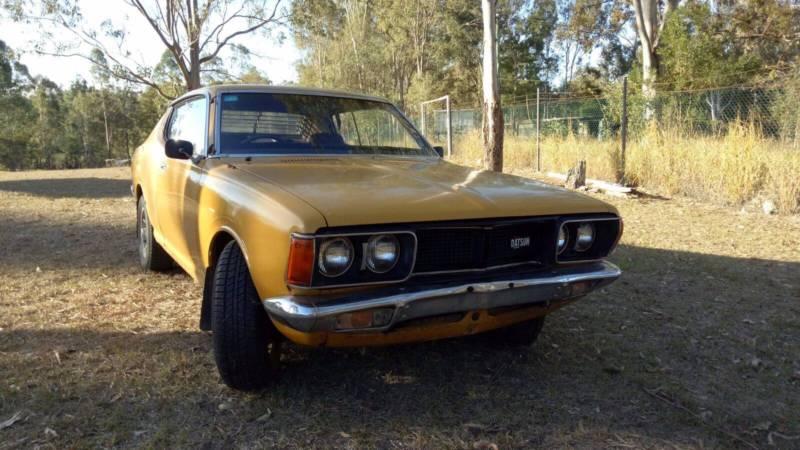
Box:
[0, 215, 138, 270]
[0, 177, 131, 199]
[1, 245, 798, 447]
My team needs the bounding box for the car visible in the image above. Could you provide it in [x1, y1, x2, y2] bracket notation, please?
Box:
[131, 85, 623, 390]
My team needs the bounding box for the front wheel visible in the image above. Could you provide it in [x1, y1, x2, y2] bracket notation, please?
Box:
[212, 241, 281, 390]
[137, 196, 174, 271]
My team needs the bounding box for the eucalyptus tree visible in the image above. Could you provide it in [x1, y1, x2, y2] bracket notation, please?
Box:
[481, 0, 503, 172]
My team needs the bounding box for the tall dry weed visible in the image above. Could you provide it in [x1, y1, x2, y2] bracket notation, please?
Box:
[451, 123, 799, 214]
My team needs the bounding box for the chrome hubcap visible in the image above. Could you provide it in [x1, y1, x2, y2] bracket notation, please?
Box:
[139, 208, 149, 256]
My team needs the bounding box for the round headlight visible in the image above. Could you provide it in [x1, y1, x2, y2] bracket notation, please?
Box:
[557, 225, 568, 254]
[318, 237, 353, 277]
[366, 234, 399, 273]
[574, 223, 595, 252]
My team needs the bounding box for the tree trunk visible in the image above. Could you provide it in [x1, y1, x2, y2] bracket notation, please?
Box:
[482, 0, 503, 172]
[632, 0, 679, 115]
[102, 96, 111, 158]
[187, 0, 202, 90]
[634, 0, 658, 100]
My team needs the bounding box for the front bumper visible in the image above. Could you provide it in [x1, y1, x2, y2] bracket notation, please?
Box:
[262, 261, 620, 333]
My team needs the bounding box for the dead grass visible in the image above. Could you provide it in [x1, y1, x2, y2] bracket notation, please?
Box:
[451, 125, 800, 214]
[1, 168, 799, 449]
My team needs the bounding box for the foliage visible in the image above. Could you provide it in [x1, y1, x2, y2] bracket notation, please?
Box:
[0, 39, 168, 170]
[292, 0, 564, 110]
[771, 69, 800, 145]
[658, 1, 759, 90]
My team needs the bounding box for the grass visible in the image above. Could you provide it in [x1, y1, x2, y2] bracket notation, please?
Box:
[1, 168, 799, 448]
[450, 124, 800, 214]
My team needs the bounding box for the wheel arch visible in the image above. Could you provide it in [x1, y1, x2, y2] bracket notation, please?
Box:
[200, 227, 249, 331]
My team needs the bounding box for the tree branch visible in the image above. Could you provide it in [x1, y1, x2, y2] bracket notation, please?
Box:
[199, 0, 282, 64]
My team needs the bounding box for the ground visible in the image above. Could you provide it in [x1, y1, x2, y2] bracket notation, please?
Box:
[0, 167, 798, 449]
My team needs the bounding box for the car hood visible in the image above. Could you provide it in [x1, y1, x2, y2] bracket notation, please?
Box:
[231, 156, 617, 227]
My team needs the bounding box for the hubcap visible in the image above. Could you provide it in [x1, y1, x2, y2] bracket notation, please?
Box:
[139, 206, 149, 258]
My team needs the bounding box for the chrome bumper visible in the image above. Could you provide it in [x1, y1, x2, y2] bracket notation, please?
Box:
[262, 261, 621, 333]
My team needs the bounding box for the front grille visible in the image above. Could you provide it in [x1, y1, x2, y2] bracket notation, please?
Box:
[413, 219, 556, 274]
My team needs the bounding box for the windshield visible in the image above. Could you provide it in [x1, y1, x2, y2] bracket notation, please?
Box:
[217, 93, 434, 156]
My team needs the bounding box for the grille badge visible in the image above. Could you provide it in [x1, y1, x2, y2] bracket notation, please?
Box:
[510, 236, 531, 250]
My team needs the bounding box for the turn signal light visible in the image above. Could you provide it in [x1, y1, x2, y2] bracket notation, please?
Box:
[287, 237, 314, 286]
[335, 308, 394, 330]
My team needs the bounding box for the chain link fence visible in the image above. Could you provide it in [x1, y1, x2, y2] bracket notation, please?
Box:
[419, 82, 797, 148]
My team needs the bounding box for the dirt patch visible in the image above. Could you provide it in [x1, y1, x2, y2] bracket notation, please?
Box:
[1, 168, 798, 448]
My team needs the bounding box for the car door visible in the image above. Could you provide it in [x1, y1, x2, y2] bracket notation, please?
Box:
[160, 95, 209, 275]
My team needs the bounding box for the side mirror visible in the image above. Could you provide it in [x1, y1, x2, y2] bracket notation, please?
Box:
[165, 139, 193, 160]
[433, 146, 445, 158]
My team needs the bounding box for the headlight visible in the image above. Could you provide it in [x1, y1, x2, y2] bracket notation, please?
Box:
[574, 223, 595, 252]
[557, 225, 568, 254]
[366, 234, 399, 273]
[318, 237, 353, 277]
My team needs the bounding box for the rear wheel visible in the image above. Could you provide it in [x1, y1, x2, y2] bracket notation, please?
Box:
[137, 196, 174, 271]
[490, 317, 546, 346]
[212, 241, 281, 390]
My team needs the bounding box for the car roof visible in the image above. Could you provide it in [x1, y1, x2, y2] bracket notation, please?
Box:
[171, 84, 392, 106]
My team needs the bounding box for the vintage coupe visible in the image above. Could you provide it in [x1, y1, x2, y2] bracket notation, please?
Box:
[131, 85, 622, 390]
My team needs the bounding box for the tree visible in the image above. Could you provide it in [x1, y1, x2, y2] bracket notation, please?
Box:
[6, 0, 284, 97]
[237, 66, 271, 84]
[631, 0, 680, 101]
[498, 0, 558, 98]
[0, 40, 35, 170]
[292, 0, 485, 109]
[482, 0, 503, 172]
[29, 78, 65, 168]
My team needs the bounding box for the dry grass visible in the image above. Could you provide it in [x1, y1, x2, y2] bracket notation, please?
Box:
[1, 168, 799, 448]
[451, 125, 800, 214]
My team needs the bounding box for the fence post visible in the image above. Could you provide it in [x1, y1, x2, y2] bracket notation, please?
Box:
[445, 95, 452, 157]
[536, 87, 541, 172]
[618, 76, 628, 185]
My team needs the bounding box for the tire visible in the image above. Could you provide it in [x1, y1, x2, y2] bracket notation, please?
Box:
[212, 241, 281, 390]
[137, 196, 174, 271]
[490, 316, 546, 347]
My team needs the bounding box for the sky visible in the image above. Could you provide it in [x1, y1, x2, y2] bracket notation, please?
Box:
[0, 0, 300, 88]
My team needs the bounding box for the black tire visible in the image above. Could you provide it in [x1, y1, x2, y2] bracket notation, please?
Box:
[212, 241, 281, 390]
[490, 316, 546, 346]
[137, 196, 174, 271]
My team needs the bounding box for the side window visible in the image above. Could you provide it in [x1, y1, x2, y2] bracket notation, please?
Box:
[167, 97, 208, 155]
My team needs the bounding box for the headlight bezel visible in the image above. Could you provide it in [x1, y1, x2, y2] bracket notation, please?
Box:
[556, 216, 622, 263]
[289, 231, 417, 289]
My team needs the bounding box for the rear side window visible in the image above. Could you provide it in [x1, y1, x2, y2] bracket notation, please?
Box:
[167, 97, 208, 155]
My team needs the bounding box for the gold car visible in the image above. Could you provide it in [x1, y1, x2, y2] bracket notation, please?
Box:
[131, 85, 623, 390]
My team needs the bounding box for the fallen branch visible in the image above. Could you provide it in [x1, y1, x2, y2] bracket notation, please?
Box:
[546, 171, 633, 195]
[0, 411, 23, 430]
